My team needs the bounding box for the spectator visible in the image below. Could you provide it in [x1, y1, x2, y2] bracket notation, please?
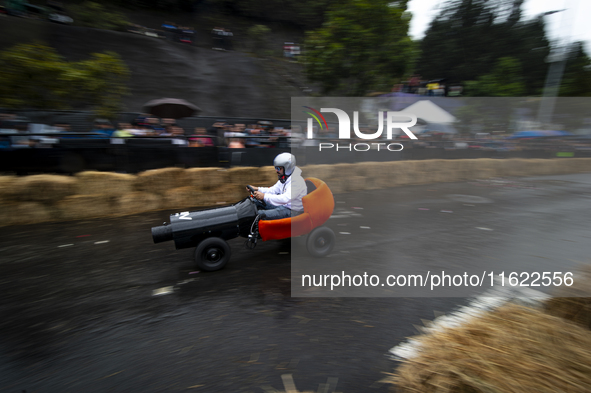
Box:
[53, 122, 71, 132]
[228, 138, 245, 148]
[170, 125, 188, 145]
[91, 119, 116, 137]
[147, 117, 165, 134]
[245, 125, 267, 148]
[113, 123, 135, 138]
[189, 127, 215, 147]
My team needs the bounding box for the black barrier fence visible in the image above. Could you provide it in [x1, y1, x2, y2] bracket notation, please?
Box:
[0, 109, 295, 134]
[1, 137, 589, 175]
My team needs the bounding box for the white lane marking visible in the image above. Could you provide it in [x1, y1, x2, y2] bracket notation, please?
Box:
[476, 227, 493, 231]
[152, 286, 174, 296]
[94, 240, 110, 244]
[58, 244, 74, 248]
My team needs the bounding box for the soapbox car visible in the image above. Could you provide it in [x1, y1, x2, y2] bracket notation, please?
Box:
[151, 177, 336, 271]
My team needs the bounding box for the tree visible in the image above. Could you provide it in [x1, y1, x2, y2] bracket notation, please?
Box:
[416, 0, 550, 95]
[303, 0, 414, 96]
[560, 42, 591, 97]
[0, 43, 130, 119]
[464, 57, 526, 96]
[247, 24, 271, 56]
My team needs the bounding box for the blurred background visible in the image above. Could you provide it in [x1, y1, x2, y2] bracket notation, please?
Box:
[1, 0, 590, 175]
[2, 1, 591, 392]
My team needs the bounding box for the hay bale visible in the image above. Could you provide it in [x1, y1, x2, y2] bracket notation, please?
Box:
[163, 186, 200, 210]
[185, 168, 228, 190]
[12, 174, 77, 203]
[388, 303, 591, 393]
[226, 167, 261, 188]
[576, 158, 591, 173]
[345, 176, 367, 192]
[544, 264, 591, 331]
[134, 167, 188, 195]
[352, 162, 382, 189]
[301, 164, 336, 181]
[0, 201, 52, 226]
[258, 165, 280, 185]
[75, 171, 135, 197]
[116, 191, 161, 215]
[55, 195, 112, 220]
[215, 184, 247, 203]
[378, 162, 412, 187]
[163, 186, 236, 210]
[330, 163, 356, 181]
[0, 176, 17, 199]
[325, 178, 347, 194]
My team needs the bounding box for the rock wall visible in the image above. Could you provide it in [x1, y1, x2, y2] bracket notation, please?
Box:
[1, 158, 591, 227]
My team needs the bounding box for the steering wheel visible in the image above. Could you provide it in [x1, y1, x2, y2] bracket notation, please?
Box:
[246, 185, 265, 207]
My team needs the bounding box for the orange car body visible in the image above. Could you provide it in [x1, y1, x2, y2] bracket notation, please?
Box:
[258, 177, 335, 241]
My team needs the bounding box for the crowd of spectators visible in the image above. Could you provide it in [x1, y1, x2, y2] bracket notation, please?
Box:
[3, 111, 591, 154]
[0, 112, 306, 149]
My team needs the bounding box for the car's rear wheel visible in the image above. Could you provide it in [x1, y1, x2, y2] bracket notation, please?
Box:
[195, 237, 231, 271]
[306, 227, 335, 258]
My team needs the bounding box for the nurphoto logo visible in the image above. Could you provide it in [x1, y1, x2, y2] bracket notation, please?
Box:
[303, 107, 418, 152]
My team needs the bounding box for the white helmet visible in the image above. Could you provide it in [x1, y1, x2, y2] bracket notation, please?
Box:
[273, 153, 296, 176]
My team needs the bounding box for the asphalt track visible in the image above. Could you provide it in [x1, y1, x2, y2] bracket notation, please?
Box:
[1, 173, 590, 392]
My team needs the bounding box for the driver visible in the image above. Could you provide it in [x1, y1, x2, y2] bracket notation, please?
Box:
[246, 152, 307, 220]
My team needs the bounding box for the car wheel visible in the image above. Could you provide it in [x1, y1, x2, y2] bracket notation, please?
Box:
[306, 227, 335, 258]
[195, 237, 231, 271]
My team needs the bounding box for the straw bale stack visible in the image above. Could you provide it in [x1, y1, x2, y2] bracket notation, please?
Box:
[301, 164, 336, 181]
[388, 303, 591, 393]
[354, 162, 383, 189]
[345, 176, 367, 192]
[116, 191, 161, 215]
[163, 186, 199, 210]
[545, 264, 591, 331]
[11, 174, 77, 203]
[185, 167, 228, 190]
[75, 171, 134, 197]
[0, 176, 17, 199]
[256, 166, 280, 186]
[55, 194, 113, 220]
[133, 167, 188, 195]
[0, 201, 52, 225]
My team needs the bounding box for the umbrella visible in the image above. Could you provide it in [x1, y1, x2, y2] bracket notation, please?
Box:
[142, 98, 201, 119]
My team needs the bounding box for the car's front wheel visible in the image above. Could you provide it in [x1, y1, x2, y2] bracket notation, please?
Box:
[194, 237, 231, 271]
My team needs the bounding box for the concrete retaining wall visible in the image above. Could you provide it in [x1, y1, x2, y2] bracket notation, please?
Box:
[1, 158, 591, 227]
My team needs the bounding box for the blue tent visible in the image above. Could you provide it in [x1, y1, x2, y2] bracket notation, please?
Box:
[507, 130, 571, 139]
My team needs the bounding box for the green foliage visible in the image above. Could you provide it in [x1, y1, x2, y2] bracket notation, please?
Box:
[303, 0, 413, 96]
[247, 24, 271, 56]
[560, 42, 591, 97]
[0, 42, 69, 110]
[464, 57, 526, 96]
[0, 43, 130, 119]
[417, 0, 550, 95]
[69, 1, 130, 31]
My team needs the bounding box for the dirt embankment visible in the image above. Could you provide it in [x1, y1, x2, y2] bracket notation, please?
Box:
[0, 15, 311, 118]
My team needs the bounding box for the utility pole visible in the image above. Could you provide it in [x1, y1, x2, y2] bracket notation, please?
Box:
[537, 4, 576, 128]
